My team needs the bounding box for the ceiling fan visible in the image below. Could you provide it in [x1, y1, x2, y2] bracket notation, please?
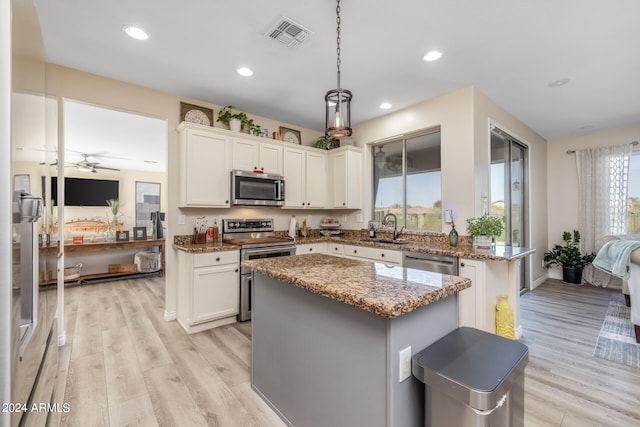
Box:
[40, 152, 121, 173]
[73, 153, 120, 173]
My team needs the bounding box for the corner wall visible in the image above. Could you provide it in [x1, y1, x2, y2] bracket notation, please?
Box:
[546, 124, 640, 279]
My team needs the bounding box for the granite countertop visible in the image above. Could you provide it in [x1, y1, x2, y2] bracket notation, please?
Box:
[295, 236, 535, 261]
[173, 233, 535, 261]
[243, 253, 471, 318]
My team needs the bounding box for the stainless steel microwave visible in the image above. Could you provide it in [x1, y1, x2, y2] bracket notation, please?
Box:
[231, 170, 285, 206]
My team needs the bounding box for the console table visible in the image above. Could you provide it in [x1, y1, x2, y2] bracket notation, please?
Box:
[39, 239, 165, 284]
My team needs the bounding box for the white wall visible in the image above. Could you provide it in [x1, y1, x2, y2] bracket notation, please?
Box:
[353, 86, 549, 288]
[546, 124, 640, 279]
[44, 64, 333, 319]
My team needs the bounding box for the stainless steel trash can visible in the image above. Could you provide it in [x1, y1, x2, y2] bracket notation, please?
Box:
[412, 327, 529, 427]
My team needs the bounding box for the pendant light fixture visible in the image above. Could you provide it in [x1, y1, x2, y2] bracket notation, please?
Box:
[325, 0, 352, 137]
[375, 146, 386, 168]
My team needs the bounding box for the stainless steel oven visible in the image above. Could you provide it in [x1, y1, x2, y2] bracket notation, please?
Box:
[231, 170, 285, 206]
[223, 219, 296, 321]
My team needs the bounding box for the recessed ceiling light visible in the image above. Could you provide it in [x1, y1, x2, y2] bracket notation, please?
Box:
[379, 102, 392, 109]
[123, 25, 149, 40]
[548, 77, 571, 87]
[237, 67, 254, 77]
[423, 50, 442, 62]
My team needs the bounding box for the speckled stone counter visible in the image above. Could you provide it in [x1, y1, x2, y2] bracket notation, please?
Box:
[250, 253, 464, 426]
[292, 236, 535, 261]
[244, 253, 470, 318]
[172, 235, 239, 253]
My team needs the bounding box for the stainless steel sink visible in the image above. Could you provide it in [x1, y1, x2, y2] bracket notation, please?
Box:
[368, 239, 407, 245]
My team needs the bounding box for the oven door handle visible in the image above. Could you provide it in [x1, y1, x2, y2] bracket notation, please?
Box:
[242, 245, 296, 258]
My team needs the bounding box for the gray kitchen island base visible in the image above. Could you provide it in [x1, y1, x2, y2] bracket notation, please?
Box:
[251, 272, 458, 427]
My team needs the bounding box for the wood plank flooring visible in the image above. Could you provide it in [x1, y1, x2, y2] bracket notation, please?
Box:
[52, 277, 639, 426]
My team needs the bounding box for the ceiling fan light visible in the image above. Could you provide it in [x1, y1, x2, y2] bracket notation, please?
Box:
[375, 146, 386, 168]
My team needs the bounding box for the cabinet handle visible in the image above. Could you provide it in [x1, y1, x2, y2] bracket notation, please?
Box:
[460, 262, 465, 267]
[225, 200, 229, 204]
[216, 257, 220, 262]
[353, 250, 357, 254]
[309, 248, 313, 252]
[235, 269, 239, 273]
[342, 202, 346, 206]
[381, 253, 385, 257]
[261, 167, 264, 171]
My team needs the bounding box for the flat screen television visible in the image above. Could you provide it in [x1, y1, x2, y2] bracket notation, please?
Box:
[43, 176, 119, 206]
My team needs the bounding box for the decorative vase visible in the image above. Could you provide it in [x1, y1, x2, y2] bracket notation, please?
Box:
[473, 235, 492, 249]
[229, 118, 242, 132]
[105, 225, 116, 243]
[495, 295, 515, 339]
[449, 225, 458, 247]
[562, 266, 583, 284]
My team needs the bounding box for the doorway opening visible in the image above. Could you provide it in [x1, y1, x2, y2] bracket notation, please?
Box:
[490, 125, 529, 292]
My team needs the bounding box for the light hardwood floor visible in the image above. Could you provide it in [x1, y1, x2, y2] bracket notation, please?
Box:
[50, 277, 639, 426]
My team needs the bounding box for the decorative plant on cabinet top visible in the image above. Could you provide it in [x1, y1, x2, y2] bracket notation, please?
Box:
[217, 106, 262, 136]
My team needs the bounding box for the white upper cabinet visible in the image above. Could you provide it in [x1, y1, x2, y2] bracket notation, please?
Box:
[232, 136, 283, 175]
[283, 146, 327, 209]
[177, 123, 232, 208]
[331, 146, 362, 209]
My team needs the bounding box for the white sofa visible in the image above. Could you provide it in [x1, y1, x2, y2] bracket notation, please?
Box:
[603, 235, 640, 343]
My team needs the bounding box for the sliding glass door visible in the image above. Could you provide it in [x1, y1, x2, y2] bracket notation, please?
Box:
[491, 128, 528, 291]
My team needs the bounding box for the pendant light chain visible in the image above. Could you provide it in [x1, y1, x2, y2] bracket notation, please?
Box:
[324, 0, 352, 137]
[336, 0, 341, 90]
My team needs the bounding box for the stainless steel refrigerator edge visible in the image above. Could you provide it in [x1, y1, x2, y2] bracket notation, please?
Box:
[2, 1, 59, 426]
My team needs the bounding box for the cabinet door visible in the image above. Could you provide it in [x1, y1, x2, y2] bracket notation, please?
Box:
[332, 151, 348, 208]
[458, 259, 486, 330]
[283, 148, 306, 208]
[181, 128, 232, 207]
[232, 138, 259, 171]
[296, 243, 326, 254]
[260, 142, 284, 175]
[305, 151, 326, 208]
[192, 263, 239, 324]
[332, 148, 362, 209]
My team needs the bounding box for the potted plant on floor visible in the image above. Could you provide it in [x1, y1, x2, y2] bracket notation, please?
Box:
[543, 230, 596, 284]
[466, 214, 504, 248]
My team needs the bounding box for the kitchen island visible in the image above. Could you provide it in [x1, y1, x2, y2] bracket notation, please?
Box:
[244, 253, 471, 427]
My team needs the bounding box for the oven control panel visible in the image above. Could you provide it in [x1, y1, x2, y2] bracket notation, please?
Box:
[223, 218, 274, 233]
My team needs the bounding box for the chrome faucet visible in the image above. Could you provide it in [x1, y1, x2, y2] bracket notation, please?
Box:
[383, 213, 403, 240]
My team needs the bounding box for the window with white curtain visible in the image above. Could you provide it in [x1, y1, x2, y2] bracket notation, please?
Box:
[629, 150, 640, 234]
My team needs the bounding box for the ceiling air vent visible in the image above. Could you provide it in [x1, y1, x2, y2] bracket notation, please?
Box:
[265, 16, 313, 48]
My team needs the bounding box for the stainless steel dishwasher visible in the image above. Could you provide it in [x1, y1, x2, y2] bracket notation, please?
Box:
[402, 251, 458, 275]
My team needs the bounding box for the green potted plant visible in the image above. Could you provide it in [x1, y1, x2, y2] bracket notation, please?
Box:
[217, 105, 261, 135]
[314, 135, 340, 150]
[105, 198, 121, 242]
[543, 230, 596, 284]
[466, 214, 504, 248]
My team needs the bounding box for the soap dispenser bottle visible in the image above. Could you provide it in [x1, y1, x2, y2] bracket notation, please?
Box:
[369, 223, 376, 238]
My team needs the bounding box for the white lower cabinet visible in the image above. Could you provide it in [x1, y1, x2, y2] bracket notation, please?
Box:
[296, 242, 327, 254]
[342, 244, 402, 265]
[177, 250, 239, 334]
[327, 243, 344, 255]
[458, 258, 487, 330]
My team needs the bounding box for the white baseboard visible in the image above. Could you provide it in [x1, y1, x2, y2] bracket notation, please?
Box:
[58, 332, 66, 347]
[164, 310, 177, 321]
[531, 274, 549, 290]
[515, 325, 523, 339]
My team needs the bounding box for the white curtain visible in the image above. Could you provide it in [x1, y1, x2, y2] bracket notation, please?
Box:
[576, 143, 631, 287]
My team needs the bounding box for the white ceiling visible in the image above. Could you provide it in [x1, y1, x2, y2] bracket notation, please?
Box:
[33, 0, 640, 151]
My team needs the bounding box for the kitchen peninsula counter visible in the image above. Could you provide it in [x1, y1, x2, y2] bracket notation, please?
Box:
[244, 253, 470, 427]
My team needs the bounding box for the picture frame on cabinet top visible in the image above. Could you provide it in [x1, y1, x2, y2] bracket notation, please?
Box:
[279, 126, 301, 145]
[180, 102, 214, 127]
